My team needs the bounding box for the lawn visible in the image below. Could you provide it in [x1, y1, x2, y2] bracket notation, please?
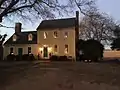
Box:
[0, 61, 120, 90]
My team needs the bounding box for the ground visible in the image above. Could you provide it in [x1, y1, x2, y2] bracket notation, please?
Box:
[0, 61, 120, 90]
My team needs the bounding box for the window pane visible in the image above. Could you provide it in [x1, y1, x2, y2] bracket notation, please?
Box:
[64, 32, 68, 38]
[54, 45, 57, 52]
[28, 34, 33, 41]
[65, 44, 68, 54]
[53, 31, 58, 38]
[13, 35, 17, 41]
[28, 47, 31, 54]
[10, 47, 13, 54]
[44, 32, 47, 39]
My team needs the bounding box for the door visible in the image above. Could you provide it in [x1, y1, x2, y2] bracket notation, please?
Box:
[18, 48, 23, 56]
[43, 47, 48, 58]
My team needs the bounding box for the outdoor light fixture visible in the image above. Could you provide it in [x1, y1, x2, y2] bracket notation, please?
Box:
[39, 47, 43, 51]
[43, 45, 47, 47]
[48, 47, 52, 52]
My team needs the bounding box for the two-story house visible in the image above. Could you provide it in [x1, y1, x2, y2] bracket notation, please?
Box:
[3, 11, 79, 60]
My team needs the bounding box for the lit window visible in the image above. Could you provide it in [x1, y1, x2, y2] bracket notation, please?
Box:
[28, 34, 33, 41]
[28, 47, 31, 54]
[64, 44, 68, 54]
[13, 34, 17, 41]
[44, 32, 47, 39]
[54, 45, 57, 53]
[10, 47, 13, 54]
[64, 32, 68, 38]
[53, 31, 58, 38]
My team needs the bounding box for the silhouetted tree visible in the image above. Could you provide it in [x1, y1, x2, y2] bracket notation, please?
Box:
[77, 39, 104, 62]
[0, 34, 7, 60]
[111, 25, 120, 50]
[0, 0, 95, 23]
[79, 7, 116, 45]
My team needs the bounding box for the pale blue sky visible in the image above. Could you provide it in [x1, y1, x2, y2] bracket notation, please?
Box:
[1, 0, 120, 40]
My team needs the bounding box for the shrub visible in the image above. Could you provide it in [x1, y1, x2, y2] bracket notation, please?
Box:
[16, 55, 22, 61]
[22, 54, 29, 60]
[59, 56, 68, 61]
[28, 54, 35, 61]
[6, 54, 16, 61]
[78, 39, 104, 62]
[50, 55, 59, 61]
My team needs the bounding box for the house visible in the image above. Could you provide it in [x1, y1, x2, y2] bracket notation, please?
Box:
[4, 23, 38, 59]
[3, 11, 79, 60]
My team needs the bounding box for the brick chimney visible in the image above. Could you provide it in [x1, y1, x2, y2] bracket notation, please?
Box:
[75, 11, 79, 40]
[15, 23, 22, 33]
[75, 11, 80, 61]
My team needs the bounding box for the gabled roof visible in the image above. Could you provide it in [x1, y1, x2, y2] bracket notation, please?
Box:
[4, 31, 37, 45]
[37, 18, 76, 30]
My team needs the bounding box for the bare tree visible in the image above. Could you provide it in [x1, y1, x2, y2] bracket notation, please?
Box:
[79, 8, 116, 44]
[0, 0, 96, 22]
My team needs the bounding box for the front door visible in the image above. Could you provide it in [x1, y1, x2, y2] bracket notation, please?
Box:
[43, 47, 48, 58]
[18, 48, 23, 56]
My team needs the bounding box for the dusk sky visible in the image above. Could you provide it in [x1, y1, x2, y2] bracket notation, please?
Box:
[1, 0, 120, 40]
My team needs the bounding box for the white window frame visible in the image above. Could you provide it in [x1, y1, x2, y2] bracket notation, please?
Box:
[44, 32, 48, 39]
[64, 32, 68, 38]
[13, 34, 17, 41]
[28, 33, 33, 41]
[64, 44, 68, 54]
[53, 31, 58, 38]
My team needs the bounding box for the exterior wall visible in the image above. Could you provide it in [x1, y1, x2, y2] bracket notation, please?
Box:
[37, 27, 76, 59]
[3, 44, 37, 59]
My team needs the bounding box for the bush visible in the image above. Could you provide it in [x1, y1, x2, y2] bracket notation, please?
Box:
[15, 54, 35, 61]
[28, 54, 35, 61]
[78, 39, 104, 62]
[59, 56, 68, 61]
[50, 55, 59, 61]
[22, 54, 29, 60]
[16, 55, 22, 61]
[6, 54, 16, 61]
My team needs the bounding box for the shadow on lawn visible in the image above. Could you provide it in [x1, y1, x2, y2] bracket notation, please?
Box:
[99, 59, 120, 64]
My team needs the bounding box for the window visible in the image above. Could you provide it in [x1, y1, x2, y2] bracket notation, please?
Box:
[28, 34, 33, 41]
[13, 34, 17, 41]
[28, 47, 31, 54]
[53, 31, 58, 38]
[44, 32, 47, 39]
[54, 45, 57, 53]
[64, 32, 68, 38]
[64, 44, 68, 54]
[10, 47, 13, 54]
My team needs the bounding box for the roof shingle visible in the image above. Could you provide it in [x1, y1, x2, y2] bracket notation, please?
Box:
[37, 18, 76, 30]
[4, 31, 37, 45]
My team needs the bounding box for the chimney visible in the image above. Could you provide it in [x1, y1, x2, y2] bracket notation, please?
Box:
[75, 11, 79, 40]
[15, 23, 22, 33]
[75, 11, 79, 61]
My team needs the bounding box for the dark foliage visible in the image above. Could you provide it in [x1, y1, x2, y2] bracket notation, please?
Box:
[59, 56, 68, 61]
[15, 54, 35, 61]
[50, 55, 71, 61]
[77, 39, 104, 62]
[49, 55, 59, 61]
[111, 38, 120, 50]
[28, 54, 35, 61]
[6, 54, 16, 61]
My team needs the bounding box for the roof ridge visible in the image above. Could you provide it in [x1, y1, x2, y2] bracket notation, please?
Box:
[43, 17, 76, 22]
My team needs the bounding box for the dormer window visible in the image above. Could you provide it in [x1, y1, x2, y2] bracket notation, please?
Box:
[53, 31, 58, 38]
[28, 33, 33, 41]
[13, 34, 17, 41]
